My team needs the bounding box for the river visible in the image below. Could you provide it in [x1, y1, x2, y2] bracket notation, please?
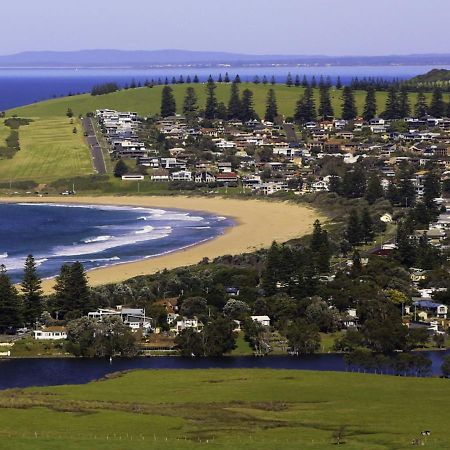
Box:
[0, 352, 447, 390]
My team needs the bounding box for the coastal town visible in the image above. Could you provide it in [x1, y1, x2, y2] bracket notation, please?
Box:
[0, 76, 449, 374]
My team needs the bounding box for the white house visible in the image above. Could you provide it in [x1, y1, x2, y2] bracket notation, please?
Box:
[174, 317, 203, 334]
[171, 170, 192, 181]
[34, 326, 67, 340]
[251, 315, 271, 327]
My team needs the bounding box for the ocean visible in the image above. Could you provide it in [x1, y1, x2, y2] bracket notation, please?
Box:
[1, 65, 450, 111]
[0, 203, 232, 282]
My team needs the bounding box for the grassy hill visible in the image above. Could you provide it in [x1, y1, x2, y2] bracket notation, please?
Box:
[410, 68, 450, 84]
[0, 117, 93, 183]
[0, 369, 449, 449]
[1, 83, 446, 186]
[9, 83, 440, 119]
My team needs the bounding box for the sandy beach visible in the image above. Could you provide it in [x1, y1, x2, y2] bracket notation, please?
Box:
[1, 196, 321, 291]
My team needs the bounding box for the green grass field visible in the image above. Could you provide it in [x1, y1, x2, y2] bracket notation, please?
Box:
[0, 117, 94, 182]
[0, 369, 448, 449]
[8, 83, 444, 119]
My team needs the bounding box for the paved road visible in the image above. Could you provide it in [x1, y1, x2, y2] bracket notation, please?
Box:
[82, 118, 107, 175]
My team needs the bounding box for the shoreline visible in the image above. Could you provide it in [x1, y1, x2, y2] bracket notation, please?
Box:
[0, 195, 321, 291]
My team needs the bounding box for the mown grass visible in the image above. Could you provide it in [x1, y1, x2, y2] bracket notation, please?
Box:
[0, 117, 94, 182]
[0, 369, 448, 449]
[8, 83, 446, 119]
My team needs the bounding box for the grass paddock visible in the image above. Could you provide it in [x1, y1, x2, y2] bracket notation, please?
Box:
[0, 368, 448, 449]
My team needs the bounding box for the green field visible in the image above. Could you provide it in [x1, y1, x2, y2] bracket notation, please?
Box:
[0, 117, 94, 183]
[8, 83, 443, 120]
[0, 369, 448, 449]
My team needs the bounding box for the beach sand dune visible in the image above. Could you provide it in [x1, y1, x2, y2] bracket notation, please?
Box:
[2, 196, 321, 291]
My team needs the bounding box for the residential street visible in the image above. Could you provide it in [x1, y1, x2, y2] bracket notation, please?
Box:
[82, 118, 107, 174]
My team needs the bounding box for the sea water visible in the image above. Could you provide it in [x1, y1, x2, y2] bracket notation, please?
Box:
[0, 202, 232, 282]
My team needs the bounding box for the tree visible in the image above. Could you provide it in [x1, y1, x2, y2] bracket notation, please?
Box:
[336, 76, 342, 89]
[175, 328, 203, 356]
[160, 86, 176, 117]
[113, 159, 128, 178]
[234, 75, 241, 84]
[341, 86, 357, 120]
[66, 108, 74, 118]
[53, 262, 91, 319]
[441, 355, 450, 378]
[286, 319, 320, 354]
[363, 87, 377, 121]
[398, 171, 416, 207]
[240, 89, 257, 121]
[179, 297, 208, 318]
[423, 170, 441, 208]
[414, 89, 428, 117]
[264, 89, 278, 122]
[182, 86, 198, 115]
[227, 82, 241, 119]
[294, 86, 316, 123]
[204, 76, 217, 119]
[310, 220, 331, 273]
[0, 265, 22, 332]
[318, 85, 334, 118]
[361, 208, 375, 243]
[21, 255, 43, 326]
[429, 87, 445, 117]
[398, 86, 411, 118]
[383, 86, 400, 119]
[223, 298, 250, 319]
[346, 209, 362, 245]
[294, 74, 301, 87]
[365, 172, 383, 204]
[65, 316, 138, 357]
[203, 316, 237, 356]
[286, 72, 293, 87]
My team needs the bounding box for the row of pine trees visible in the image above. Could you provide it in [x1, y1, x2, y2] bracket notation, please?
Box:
[0, 257, 92, 333]
[160, 78, 450, 122]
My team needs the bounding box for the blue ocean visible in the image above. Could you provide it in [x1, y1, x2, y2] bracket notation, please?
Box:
[1, 65, 450, 110]
[0, 203, 232, 282]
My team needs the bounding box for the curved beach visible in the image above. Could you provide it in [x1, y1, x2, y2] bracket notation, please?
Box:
[1, 196, 321, 290]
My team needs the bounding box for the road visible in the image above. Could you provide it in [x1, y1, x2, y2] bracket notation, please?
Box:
[82, 118, 107, 175]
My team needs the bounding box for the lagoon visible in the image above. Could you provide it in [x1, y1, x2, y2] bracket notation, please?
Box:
[0, 352, 448, 389]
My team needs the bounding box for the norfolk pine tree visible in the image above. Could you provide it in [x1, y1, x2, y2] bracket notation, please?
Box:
[21, 255, 43, 326]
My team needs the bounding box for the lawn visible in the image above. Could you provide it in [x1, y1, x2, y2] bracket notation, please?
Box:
[0, 117, 94, 183]
[8, 83, 444, 120]
[0, 369, 448, 449]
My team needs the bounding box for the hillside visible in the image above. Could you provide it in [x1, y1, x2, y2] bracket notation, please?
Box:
[410, 68, 450, 84]
[8, 83, 428, 119]
[0, 369, 449, 449]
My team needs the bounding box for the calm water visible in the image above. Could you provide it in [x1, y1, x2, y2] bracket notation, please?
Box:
[0, 352, 447, 389]
[0, 203, 232, 282]
[1, 65, 450, 110]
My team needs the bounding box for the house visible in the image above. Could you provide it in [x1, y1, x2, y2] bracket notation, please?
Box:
[413, 300, 448, 319]
[151, 169, 170, 182]
[216, 172, 238, 183]
[34, 326, 67, 340]
[251, 315, 271, 327]
[171, 170, 192, 182]
[174, 317, 203, 334]
[194, 171, 216, 183]
[88, 307, 152, 333]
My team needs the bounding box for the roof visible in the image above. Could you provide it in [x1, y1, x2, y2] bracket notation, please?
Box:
[413, 300, 446, 309]
[42, 326, 67, 332]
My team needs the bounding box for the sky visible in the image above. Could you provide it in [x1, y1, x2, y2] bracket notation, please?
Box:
[3, 0, 449, 56]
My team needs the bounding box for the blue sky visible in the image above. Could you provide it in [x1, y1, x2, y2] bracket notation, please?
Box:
[4, 0, 449, 55]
